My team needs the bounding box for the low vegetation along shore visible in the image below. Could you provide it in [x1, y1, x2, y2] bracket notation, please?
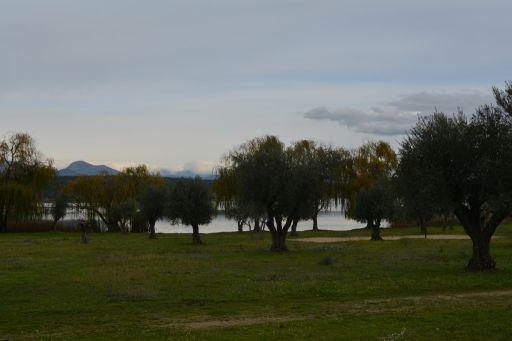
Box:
[1, 225, 512, 340]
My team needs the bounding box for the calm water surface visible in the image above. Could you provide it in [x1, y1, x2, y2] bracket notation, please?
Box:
[155, 211, 367, 234]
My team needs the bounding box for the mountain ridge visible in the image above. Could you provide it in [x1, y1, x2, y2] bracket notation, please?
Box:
[58, 161, 215, 179]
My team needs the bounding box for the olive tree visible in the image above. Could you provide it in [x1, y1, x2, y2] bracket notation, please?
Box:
[216, 136, 325, 251]
[139, 178, 167, 239]
[398, 94, 512, 270]
[351, 179, 395, 240]
[166, 177, 214, 244]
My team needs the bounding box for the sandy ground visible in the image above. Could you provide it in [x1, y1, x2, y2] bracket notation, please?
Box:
[289, 235, 479, 243]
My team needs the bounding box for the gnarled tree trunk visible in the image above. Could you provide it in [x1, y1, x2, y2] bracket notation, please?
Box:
[253, 218, 261, 232]
[454, 204, 507, 271]
[370, 219, 382, 241]
[148, 219, 157, 239]
[80, 221, 89, 244]
[419, 217, 427, 238]
[192, 223, 202, 244]
[267, 216, 291, 252]
[289, 218, 299, 237]
[312, 211, 319, 231]
[467, 233, 495, 270]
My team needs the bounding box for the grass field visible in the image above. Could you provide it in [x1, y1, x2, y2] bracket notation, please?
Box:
[1, 225, 512, 340]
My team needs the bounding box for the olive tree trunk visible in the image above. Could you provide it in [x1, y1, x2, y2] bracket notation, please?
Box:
[192, 223, 202, 244]
[454, 204, 508, 271]
[80, 221, 89, 244]
[253, 218, 261, 232]
[419, 217, 427, 237]
[148, 219, 157, 239]
[370, 219, 383, 241]
[267, 216, 291, 252]
[312, 211, 319, 231]
[289, 218, 299, 237]
[467, 233, 495, 270]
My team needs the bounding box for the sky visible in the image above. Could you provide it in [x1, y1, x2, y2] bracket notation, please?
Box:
[1, 0, 511, 173]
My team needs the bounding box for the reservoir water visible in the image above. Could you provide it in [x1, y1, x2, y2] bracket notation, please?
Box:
[155, 211, 367, 234]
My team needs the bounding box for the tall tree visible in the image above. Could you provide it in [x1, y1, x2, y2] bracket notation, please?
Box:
[398, 92, 512, 270]
[216, 136, 327, 251]
[0, 133, 55, 231]
[139, 176, 167, 239]
[346, 141, 397, 232]
[166, 177, 214, 244]
[310, 145, 351, 231]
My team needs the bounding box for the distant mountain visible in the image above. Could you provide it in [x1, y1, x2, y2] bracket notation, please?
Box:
[58, 161, 119, 176]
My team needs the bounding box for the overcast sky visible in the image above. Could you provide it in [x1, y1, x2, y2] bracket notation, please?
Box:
[1, 0, 510, 172]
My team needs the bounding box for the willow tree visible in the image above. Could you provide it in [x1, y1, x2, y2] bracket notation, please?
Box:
[285, 140, 320, 236]
[213, 166, 264, 233]
[66, 175, 125, 231]
[0, 133, 55, 231]
[66, 165, 153, 232]
[399, 91, 512, 270]
[310, 145, 351, 231]
[346, 141, 397, 237]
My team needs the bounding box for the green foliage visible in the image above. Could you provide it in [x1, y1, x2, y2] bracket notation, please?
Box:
[398, 85, 512, 269]
[216, 136, 339, 250]
[352, 179, 395, 226]
[166, 177, 214, 227]
[139, 180, 167, 238]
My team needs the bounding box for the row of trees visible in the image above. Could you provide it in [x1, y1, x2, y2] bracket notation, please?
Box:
[213, 138, 397, 251]
[64, 170, 213, 243]
[2, 82, 512, 270]
[213, 82, 512, 270]
[0, 142, 213, 243]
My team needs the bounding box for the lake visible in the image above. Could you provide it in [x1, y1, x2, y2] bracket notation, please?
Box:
[155, 211, 368, 233]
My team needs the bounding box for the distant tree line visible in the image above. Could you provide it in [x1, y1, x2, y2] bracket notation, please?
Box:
[1, 82, 512, 271]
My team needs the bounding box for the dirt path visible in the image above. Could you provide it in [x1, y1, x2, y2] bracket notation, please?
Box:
[164, 289, 512, 330]
[290, 235, 481, 243]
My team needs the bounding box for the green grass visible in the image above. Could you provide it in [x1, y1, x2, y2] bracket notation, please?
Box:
[1, 225, 512, 340]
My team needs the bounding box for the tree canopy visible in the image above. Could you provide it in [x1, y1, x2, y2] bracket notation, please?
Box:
[166, 177, 214, 244]
[398, 86, 512, 270]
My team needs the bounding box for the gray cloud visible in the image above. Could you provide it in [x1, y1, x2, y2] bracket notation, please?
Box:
[304, 107, 418, 135]
[388, 91, 492, 113]
[304, 91, 494, 135]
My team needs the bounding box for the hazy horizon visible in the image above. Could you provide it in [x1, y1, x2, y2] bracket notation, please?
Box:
[2, 1, 510, 171]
